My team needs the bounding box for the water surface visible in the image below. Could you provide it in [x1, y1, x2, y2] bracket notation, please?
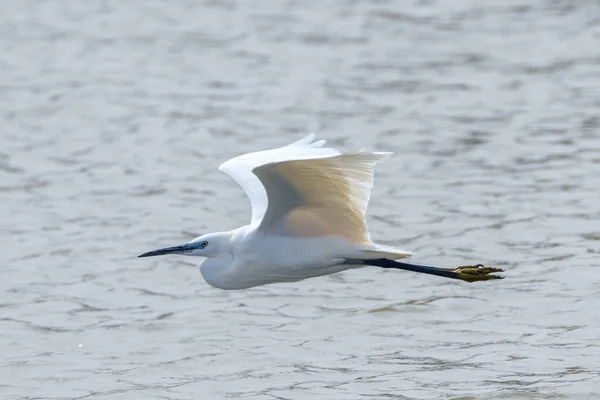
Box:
[2, 1, 600, 399]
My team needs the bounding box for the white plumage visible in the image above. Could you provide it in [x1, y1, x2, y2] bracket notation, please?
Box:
[222, 135, 390, 244]
[139, 134, 503, 289]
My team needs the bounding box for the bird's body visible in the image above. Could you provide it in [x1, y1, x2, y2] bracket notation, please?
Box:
[139, 134, 503, 289]
[199, 226, 400, 290]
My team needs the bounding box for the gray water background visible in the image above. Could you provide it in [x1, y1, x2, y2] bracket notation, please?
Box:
[2, 0, 600, 399]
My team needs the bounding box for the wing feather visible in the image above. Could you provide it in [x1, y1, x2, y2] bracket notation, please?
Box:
[218, 134, 339, 224]
[253, 152, 391, 244]
[219, 134, 390, 245]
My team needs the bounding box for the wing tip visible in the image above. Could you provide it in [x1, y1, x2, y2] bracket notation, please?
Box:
[291, 133, 315, 146]
[218, 159, 231, 173]
[290, 133, 327, 148]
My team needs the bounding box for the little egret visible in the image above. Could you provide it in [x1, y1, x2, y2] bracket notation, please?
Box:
[139, 134, 503, 289]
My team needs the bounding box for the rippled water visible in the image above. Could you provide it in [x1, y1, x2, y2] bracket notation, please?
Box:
[2, 1, 600, 399]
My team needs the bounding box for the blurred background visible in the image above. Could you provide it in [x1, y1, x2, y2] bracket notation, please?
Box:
[2, 0, 600, 399]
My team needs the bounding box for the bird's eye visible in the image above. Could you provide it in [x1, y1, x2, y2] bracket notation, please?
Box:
[200, 241, 208, 248]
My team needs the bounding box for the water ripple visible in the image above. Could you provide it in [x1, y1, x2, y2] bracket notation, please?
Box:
[2, 0, 600, 399]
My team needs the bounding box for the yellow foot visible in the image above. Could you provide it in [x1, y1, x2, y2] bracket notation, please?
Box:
[452, 264, 504, 282]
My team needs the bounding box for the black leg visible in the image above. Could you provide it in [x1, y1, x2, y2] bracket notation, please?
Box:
[355, 258, 504, 282]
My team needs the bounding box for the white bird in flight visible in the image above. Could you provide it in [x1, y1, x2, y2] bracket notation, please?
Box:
[139, 134, 503, 289]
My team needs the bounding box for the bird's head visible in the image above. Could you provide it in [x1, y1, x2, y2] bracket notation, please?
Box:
[138, 232, 229, 259]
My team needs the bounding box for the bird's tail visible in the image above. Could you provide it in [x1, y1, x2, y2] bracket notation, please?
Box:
[358, 244, 413, 260]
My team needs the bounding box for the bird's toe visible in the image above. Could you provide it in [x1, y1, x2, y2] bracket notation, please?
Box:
[452, 264, 504, 282]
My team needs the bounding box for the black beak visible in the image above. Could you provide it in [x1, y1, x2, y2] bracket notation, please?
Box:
[138, 244, 191, 258]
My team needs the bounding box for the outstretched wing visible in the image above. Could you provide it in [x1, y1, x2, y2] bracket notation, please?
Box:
[219, 134, 390, 244]
[254, 151, 390, 244]
[219, 134, 338, 225]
